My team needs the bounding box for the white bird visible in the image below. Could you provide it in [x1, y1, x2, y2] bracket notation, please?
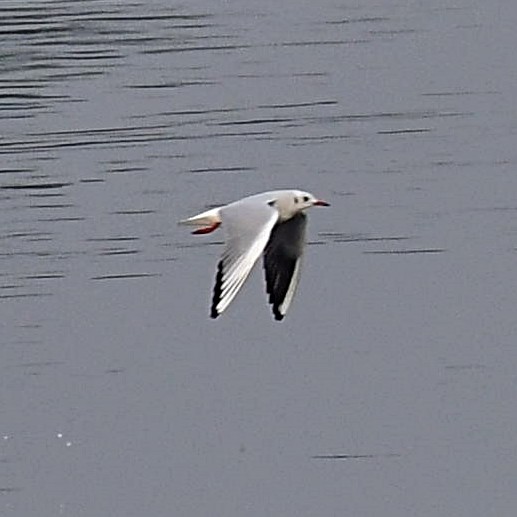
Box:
[180, 189, 329, 320]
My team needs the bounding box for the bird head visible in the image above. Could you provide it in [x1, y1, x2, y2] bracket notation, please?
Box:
[274, 190, 330, 220]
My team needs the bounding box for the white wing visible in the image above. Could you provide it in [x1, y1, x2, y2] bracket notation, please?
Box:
[211, 200, 279, 318]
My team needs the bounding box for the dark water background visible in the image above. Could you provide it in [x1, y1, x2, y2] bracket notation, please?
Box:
[2, 1, 517, 515]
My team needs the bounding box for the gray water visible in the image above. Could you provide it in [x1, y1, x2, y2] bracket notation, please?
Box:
[2, 1, 517, 515]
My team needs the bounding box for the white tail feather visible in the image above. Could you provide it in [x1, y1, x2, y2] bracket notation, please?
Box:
[179, 207, 221, 227]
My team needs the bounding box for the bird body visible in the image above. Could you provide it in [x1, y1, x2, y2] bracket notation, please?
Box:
[180, 189, 329, 320]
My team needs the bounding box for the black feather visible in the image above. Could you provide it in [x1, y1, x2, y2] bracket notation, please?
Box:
[211, 259, 224, 318]
[263, 212, 306, 320]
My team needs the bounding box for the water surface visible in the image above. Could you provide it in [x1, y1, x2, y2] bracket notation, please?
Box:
[2, 1, 517, 515]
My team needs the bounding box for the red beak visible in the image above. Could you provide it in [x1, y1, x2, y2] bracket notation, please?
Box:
[313, 199, 330, 207]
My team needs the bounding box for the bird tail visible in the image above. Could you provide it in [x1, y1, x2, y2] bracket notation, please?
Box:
[178, 207, 221, 228]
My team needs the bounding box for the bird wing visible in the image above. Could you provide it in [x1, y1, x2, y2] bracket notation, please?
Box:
[263, 212, 307, 320]
[211, 200, 279, 318]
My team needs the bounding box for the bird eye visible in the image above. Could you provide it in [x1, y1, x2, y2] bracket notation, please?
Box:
[303, 195, 309, 202]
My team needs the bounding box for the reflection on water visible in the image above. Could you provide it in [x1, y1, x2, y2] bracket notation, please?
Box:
[0, 2, 406, 300]
[1, 0, 477, 302]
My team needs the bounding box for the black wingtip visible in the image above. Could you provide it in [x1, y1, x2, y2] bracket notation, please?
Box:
[210, 260, 224, 320]
[273, 308, 284, 321]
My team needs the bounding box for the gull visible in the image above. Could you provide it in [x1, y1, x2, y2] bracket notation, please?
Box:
[180, 189, 329, 320]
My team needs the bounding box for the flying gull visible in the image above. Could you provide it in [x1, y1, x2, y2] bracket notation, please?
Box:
[180, 189, 329, 320]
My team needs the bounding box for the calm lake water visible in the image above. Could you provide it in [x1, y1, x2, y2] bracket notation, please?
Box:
[2, 1, 517, 515]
